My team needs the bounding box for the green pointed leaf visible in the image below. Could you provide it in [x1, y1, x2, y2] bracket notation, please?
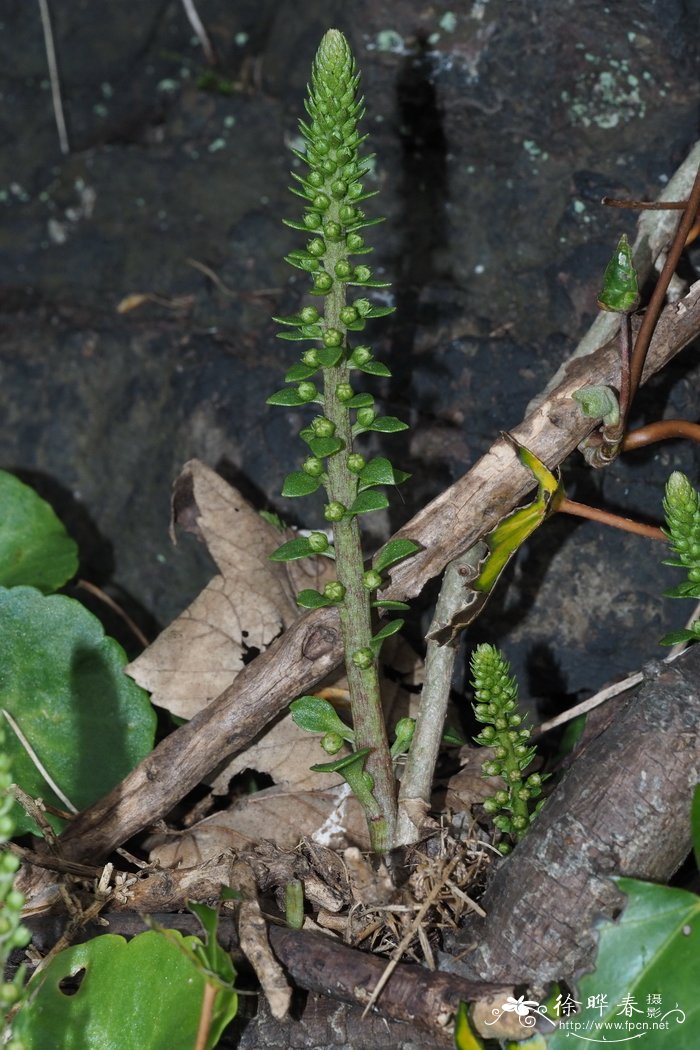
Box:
[664, 582, 700, 599]
[269, 537, 315, 562]
[285, 363, 318, 382]
[597, 233, 640, 313]
[281, 471, 322, 497]
[0, 587, 156, 835]
[358, 457, 410, 490]
[546, 878, 700, 1050]
[372, 600, 410, 610]
[367, 416, 409, 433]
[364, 305, 396, 318]
[277, 329, 322, 342]
[348, 490, 389, 515]
[290, 696, 354, 741]
[272, 313, 305, 326]
[346, 216, 386, 231]
[346, 393, 375, 408]
[282, 218, 317, 231]
[372, 619, 404, 643]
[659, 628, 698, 645]
[296, 589, 333, 609]
[317, 346, 345, 367]
[310, 746, 371, 775]
[374, 538, 421, 573]
[356, 359, 392, 377]
[0, 471, 78, 593]
[348, 278, 392, 288]
[267, 388, 306, 407]
[186, 901, 236, 984]
[284, 252, 320, 273]
[14, 931, 237, 1050]
[307, 436, 344, 458]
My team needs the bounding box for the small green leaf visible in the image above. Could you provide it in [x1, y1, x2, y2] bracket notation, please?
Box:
[596, 233, 640, 313]
[290, 696, 354, 741]
[296, 589, 333, 609]
[0, 587, 156, 835]
[659, 628, 698, 645]
[317, 346, 345, 367]
[443, 726, 467, 746]
[367, 416, 409, 433]
[348, 490, 389, 515]
[285, 363, 318, 382]
[664, 582, 700, 599]
[186, 901, 237, 985]
[347, 216, 386, 232]
[284, 251, 320, 273]
[0, 471, 79, 593]
[372, 600, 410, 610]
[310, 746, 371, 775]
[277, 329, 322, 342]
[356, 359, 392, 377]
[374, 538, 421, 573]
[372, 619, 404, 644]
[267, 388, 306, 407]
[270, 537, 315, 562]
[14, 931, 237, 1050]
[348, 278, 392, 288]
[364, 305, 396, 318]
[346, 393, 375, 408]
[359, 457, 410, 490]
[307, 436, 345, 458]
[281, 472, 322, 498]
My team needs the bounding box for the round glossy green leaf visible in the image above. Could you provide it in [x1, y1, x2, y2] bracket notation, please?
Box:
[14, 931, 237, 1050]
[348, 490, 389, 515]
[374, 538, 420, 573]
[281, 471, 322, 498]
[269, 537, 315, 562]
[0, 587, 156, 834]
[367, 416, 409, 433]
[267, 388, 307, 407]
[296, 589, 333, 609]
[0, 471, 78, 593]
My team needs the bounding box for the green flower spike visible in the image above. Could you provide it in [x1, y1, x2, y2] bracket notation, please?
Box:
[659, 472, 700, 645]
[597, 234, 640, 313]
[470, 644, 544, 853]
[266, 29, 420, 852]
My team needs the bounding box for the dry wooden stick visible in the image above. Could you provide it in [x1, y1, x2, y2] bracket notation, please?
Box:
[52, 278, 700, 866]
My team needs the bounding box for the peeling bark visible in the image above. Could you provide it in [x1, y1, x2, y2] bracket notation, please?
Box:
[445, 646, 700, 987]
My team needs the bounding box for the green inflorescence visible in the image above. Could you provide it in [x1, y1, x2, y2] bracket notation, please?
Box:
[470, 643, 545, 854]
[659, 472, 700, 646]
[267, 29, 419, 851]
[0, 723, 31, 1044]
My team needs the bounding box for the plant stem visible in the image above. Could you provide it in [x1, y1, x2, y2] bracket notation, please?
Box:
[321, 226, 397, 852]
[621, 418, 700, 451]
[557, 496, 664, 541]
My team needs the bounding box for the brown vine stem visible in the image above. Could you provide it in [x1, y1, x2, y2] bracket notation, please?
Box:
[557, 497, 664, 541]
[624, 161, 700, 428]
[602, 197, 688, 211]
[621, 418, 700, 451]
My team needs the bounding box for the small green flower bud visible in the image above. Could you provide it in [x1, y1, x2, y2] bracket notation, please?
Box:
[478, 724, 496, 741]
[350, 345, 372, 365]
[498, 841, 512, 855]
[514, 743, 528, 757]
[494, 790, 509, 806]
[356, 406, 376, 427]
[334, 260, 352, 279]
[0, 982, 20, 1005]
[508, 768, 523, 783]
[324, 501, 346, 522]
[312, 193, 331, 211]
[348, 181, 363, 199]
[346, 233, 364, 251]
[352, 647, 374, 669]
[363, 569, 383, 590]
[494, 717, 507, 731]
[312, 417, 336, 437]
[308, 170, 324, 188]
[339, 204, 358, 223]
[353, 265, 372, 281]
[336, 383, 354, 401]
[321, 732, 344, 754]
[321, 158, 337, 176]
[323, 221, 342, 241]
[11, 925, 31, 948]
[313, 272, 333, 293]
[0, 853, 19, 874]
[303, 456, 324, 477]
[299, 305, 320, 324]
[0, 816, 13, 838]
[340, 305, 359, 325]
[482, 797, 501, 814]
[307, 237, 326, 257]
[347, 453, 366, 473]
[331, 179, 348, 198]
[323, 581, 346, 602]
[482, 760, 502, 777]
[297, 381, 318, 401]
[519, 729, 530, 740]
[302, 349, 321, 367]
[314, 139, 329, 156]
[526, 773, 543, 789]
[323, 328, 343, 347]
[517, 787, 531, 802]
[493, 745, 507, 759]
[336, 146, 352, 164]
[304, 211, 321, 229]
[493, 815, 513, 833]
[509, 713, 523, 727]
[308, 531, 329, 553]
[511, 814, 528, 831]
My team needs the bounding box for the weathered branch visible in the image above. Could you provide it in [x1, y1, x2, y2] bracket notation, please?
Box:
[54, 278, 700, 864]
[445, 644, 700, 986]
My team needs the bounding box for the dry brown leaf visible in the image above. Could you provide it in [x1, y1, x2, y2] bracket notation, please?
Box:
[126, 460, 333, 718]
[443, 744, 501, 813]
[150, 783, 371, 865]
